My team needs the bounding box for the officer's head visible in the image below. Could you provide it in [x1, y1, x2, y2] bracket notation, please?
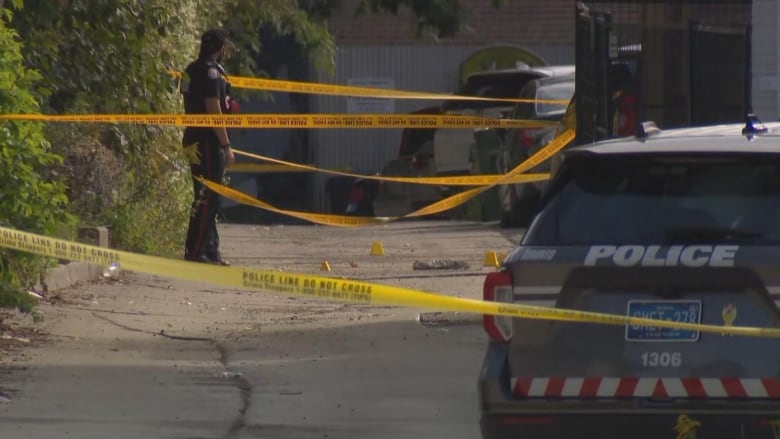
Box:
[199, 28, 228, 61]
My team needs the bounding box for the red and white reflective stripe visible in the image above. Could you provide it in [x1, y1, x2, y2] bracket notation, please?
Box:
[511, 377, 780, 399]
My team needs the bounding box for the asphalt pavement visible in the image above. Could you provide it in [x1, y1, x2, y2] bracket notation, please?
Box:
[0, 319, 484, 439]
[228, 321, 484, 439]
[0, 221, 510, 439]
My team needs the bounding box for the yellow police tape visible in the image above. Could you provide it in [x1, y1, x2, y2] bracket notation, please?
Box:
[197, 129, 576, 227]
[200, 178, 387, 226]
[228, 162, 311, 173]
[403, 128, 575, 218]
[154, 149, 386, 227]
[168, 71, 570, 105]
[0, 113, 557, 129]
[1, 224, 779, 339]
[230, 149, 552, 186]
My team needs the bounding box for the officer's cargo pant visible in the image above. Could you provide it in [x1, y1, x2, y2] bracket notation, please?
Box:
[184, 133, 225, 261]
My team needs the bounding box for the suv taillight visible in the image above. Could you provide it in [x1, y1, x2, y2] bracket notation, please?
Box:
[483, 270, 513, 342]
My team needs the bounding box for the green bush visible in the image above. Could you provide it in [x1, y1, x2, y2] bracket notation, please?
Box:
[0, 0, 491, 315]
[9, 0, 338, 257]
[10, 0, 217, 257]
[107, 149, 192, 255]
[0, 7, 74, 311]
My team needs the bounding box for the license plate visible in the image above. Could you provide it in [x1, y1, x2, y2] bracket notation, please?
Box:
[625, 300, 702, 342]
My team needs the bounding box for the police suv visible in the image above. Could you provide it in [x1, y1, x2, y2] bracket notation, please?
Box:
[479, 120, 780, 439]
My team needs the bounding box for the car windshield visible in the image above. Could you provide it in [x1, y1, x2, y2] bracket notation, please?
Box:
[526, 153, 780, 245]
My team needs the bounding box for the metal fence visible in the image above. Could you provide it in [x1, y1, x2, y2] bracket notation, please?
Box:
[575, 1, 753, 145]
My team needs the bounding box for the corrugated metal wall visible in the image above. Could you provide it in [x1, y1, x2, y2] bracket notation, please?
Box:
[751, 0, 778, 122]
[308, 44, 575, 212]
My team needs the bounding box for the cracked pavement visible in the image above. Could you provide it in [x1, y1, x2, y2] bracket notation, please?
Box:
[0, 221, 521, 439]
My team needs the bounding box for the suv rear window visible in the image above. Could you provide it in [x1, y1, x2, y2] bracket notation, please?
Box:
[443, 72, 541, 111]
[512, 80, 574, 120]
[526, 153, 780, 246]
[534, 81, 574, 116]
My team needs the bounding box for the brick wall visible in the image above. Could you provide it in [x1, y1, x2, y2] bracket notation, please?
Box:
[327, 1, 755, 47]
[327, 0, 575, 46]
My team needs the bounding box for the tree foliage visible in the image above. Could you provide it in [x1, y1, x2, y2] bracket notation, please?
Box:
[2, 0, 343, 262]
[224, 0, 336, 76]
[355, 0, 506, 39]
[8, 1, 208, 257]
[0, 0, 494, 312]
[0, 6, 73, 311]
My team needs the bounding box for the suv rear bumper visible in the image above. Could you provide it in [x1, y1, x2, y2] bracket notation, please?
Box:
[479, 344, 780, 439]
[480, 412, 779, 439]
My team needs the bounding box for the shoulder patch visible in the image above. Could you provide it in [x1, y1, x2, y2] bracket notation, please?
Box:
[207, 67, 221, 80]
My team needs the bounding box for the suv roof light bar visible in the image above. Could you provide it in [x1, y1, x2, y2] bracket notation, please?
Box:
[635, 121, 662, 142]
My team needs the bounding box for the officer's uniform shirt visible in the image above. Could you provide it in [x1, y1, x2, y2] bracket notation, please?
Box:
[180, 59, 230, 141]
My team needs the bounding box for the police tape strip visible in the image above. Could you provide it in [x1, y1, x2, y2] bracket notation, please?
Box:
[198, 178, 389, 226]
[153, 149, 388, 227]
[197, 129, 575, 227]
[0, 113, 558, 129]
[168, 71, 569, 105]
[158, 129, 573, 227]
[199, 179, 486, 226]
[1, 225, 779, 339]
[227, 162, 311, 173]
[403, 129, 576, 218]
[231, 149, 552, 186]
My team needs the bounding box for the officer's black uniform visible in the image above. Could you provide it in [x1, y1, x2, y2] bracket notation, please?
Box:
[180, 30, 235, 264]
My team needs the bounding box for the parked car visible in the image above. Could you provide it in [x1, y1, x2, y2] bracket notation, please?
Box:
[436, 65, 576, 179]
[496, 73, 576, 227]
[370, 65, 575, 218]
[479, 119, 780, 439]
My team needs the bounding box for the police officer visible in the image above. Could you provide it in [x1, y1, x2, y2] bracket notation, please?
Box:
[181, 28, 236, 265]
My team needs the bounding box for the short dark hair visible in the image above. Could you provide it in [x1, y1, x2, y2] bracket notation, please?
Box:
[199, 29, 227, 58]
